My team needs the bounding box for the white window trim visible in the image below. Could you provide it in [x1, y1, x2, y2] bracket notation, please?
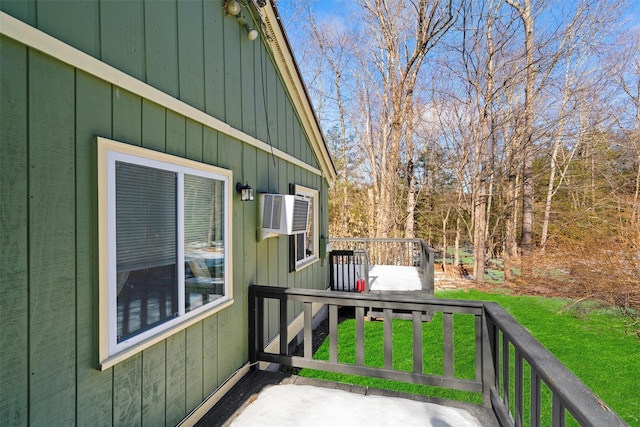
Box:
[97, 137, 233, 370]
[294, 185, 319, 270]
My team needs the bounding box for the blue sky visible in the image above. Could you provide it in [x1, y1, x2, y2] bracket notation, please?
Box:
[277, 0, 640, 32]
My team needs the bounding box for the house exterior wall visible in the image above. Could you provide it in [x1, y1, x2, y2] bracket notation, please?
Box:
[0, 1, 331, 425]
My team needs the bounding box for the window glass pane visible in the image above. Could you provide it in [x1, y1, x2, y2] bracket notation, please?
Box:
[115, 162, 178, 342]
[305, 196, 314, 255]
[184, 174, 225, 312]
[295, 190, 315, 264]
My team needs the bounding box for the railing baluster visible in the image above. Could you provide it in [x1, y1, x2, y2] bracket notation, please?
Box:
[384, 308, 393, 370]
[515, 349, 524, 427]
[350, 254, 356, 292]
[383, 242, 387, 265]
[329, 304, 338, 363]
[475, 314, 482, 382]
[407, 241, 410, 266]
[490, 321, 500, 391]
[552, 393, 566, 427]
[412, 310, 422, 374]
[443, 312, 454, 379]
[502, 336, 510, 413]
[356, 306, 365, 366]
[304, 302, 312, 359]
[531, 369, 541, 427]
[394, 241, 398, 264]
[341, 254, 347, 291]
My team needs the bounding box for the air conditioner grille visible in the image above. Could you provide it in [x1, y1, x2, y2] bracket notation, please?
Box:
[262, 194, 282, 229]
[291, 198, 309, 232]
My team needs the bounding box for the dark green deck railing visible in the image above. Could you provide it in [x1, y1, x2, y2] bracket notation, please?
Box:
[248, 286, 628, 427]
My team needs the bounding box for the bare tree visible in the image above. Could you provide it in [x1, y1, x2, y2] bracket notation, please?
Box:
[538, 1, 615, 250]
[305, 5, 355, 237]
[504, 0, 536, 273]
[615, 28, 640, 224]
[356, 0, 457, 239]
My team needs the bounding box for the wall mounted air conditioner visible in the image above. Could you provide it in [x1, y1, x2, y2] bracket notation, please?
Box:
[258, 194, 310, 241]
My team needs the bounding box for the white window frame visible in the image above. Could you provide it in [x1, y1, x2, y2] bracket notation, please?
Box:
[293, 185, 319, 270]
[97, 137, 233, 369]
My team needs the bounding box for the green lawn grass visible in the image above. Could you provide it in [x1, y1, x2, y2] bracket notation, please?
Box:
[298, 290, 640, 426]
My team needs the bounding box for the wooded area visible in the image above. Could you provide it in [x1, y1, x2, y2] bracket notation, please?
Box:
[280, 0, 639, 316]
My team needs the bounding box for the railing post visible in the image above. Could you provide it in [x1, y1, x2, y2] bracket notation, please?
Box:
[279, 296, 288, 355]
[249, 286, 256, 366]
[248, 286, 260, 369]
[481, 308, 496, 408]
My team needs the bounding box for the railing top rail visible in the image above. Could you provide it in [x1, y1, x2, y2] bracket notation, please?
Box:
[250, 285, 483, 312]
[329, 237, 425, 243]
[484, 302, 628, 427]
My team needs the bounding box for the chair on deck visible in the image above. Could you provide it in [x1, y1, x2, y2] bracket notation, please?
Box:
[185, 259, 224, 295]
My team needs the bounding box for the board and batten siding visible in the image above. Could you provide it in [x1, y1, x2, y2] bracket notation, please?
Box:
[0, 1, 330, 425]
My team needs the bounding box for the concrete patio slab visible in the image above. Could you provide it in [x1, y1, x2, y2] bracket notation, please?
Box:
[229, 383, 484, 427]
[196, 371, 498, 427]
[368, 265, 423, 291]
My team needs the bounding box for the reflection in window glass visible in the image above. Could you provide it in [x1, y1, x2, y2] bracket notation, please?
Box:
[184, 174, 225, 312]
[115, 162, 178, 342]
[101, 138, 233, 362]
[294, 186, 318, 268]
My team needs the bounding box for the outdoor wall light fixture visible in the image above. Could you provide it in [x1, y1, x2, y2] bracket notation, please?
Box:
[223, 0, 259, 41]
[245, 23, 259, 41]
[236, 182, 254, 201]
[224, 0, 242, 16]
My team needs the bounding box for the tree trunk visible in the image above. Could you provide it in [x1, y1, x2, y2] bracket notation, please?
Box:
[506, 0, 536, 276]
[405, 103, 417, 239]
[441, 206, 451, 274]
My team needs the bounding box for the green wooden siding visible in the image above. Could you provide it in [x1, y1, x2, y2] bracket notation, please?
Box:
[142, 100, 167, 153]
[0, 36, 29, 427]
[101, 0, 145, 82]
[75, 71, 114, 427]
[178, 0, 206, 111]
[0, 0, 323, 168]
[204, 0, 226, 122]
[28, 51, 76, 425]
[145, 0, 179, 98]
[37, 0, 100, 58]
[0, 0, 330, 424]
[166, 331, 187, 424]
